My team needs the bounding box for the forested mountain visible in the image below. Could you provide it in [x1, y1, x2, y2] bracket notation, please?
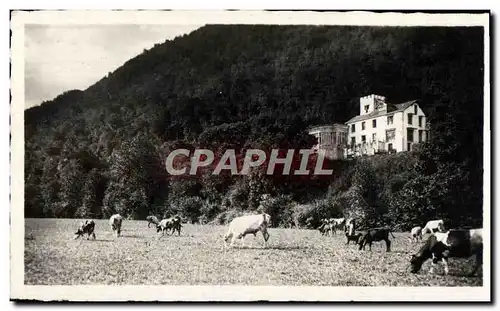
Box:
[24, 25, 484, 229]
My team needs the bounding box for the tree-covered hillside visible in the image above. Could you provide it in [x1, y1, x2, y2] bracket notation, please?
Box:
[24, 25, 484, 229]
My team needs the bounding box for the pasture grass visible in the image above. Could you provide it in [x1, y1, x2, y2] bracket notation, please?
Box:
[24, 219, 483, 286]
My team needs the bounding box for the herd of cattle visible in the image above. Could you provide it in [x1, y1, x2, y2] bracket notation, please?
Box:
[72, 213, 483, 277]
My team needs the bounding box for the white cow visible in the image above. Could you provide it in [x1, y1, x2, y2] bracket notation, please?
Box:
[223, 213, 271, 249]
[109, 214, 123, 237]
[409, 226, 422, 243]
[421, 219, 446, 237]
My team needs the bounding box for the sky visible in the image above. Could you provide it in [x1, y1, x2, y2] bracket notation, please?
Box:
[24, 24, 203, 109]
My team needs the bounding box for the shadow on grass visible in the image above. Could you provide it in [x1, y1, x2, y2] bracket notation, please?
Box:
[72, 238, 114, 242]
[120, 234, 147, 239]
[237, 245, 308, 251]
[154, 234, 189, 239]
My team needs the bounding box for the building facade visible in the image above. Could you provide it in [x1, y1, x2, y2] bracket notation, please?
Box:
[345, 94, 428, 157]
[308, 124, 348, 160]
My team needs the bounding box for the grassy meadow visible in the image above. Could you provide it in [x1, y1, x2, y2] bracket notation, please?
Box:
[24, 218, 482, 286]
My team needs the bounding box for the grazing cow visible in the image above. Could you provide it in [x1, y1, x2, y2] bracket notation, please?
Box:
[410, 229, 483, 276]
[146, 215, 160, 228]
[345, 232, 362, 245]
[318, 218, 344, 236]
[156, 218, 171, 236]
[318, 219, 334, 236]
[223, 213, 271, 249]
[358, 227, 395, 252]
[168, 215, 182, 235]
[331, 218, 346, 233]
[156, 215, 183, 237]
[409, 226, 423, 243]
[74, 220, 96, 240]
[421, 219, 446, 237]
[345, 218, 356, 236]
[319, 222, 335, 237]
[109, 214, 123, 237]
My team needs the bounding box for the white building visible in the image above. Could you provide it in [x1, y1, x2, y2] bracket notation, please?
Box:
[308, 124, 348, 160]
[345, 94, 428, 157]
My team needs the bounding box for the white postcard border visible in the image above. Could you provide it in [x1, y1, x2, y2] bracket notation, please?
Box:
[10, 10, 491, 302]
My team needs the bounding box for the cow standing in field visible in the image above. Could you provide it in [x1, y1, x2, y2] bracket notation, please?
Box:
[171, 215, 182, 235]
[358, 227, 395, 252]
[421, 219, 446, 238]
[146, 215, 160, 228]
[410, 228, 483, 276]
[321, 223, 335, 237]
[73, 220, 96, 240]
[109, 214, 123, 238]
[345, 232, 362, 245]
[318, 219, 334, 236]
[409, 226, 423, 243]
[223, 213, 271, 249]
[318, 218, 345, 236]
[156, 215, 183, 237]
[331, 218, 346, 234]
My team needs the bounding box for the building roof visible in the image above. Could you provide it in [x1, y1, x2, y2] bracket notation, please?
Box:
[307, 123, 348, 133]
[345, 100, 417, 124]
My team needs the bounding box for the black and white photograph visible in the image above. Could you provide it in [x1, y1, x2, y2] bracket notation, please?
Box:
[9, 10, 491, 302]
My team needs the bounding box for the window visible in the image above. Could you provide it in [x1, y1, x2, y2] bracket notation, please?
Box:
[372, 119, 377, 128]
[407, 128, 414, 142]
[388, 143, 393, 151]
[407, 143, 412, 151]
[364, 105, 369, 113]
[361, 135, 366, 142]
[351, 124, 355, 133]
[372, 133, 377, 142]
[386, 129, 395, 141]
[418, 130, 423, 142]
[414, 105, 418, 115]
[362, 122, 366, 130]
[419, 116, 423, 127]
[351, 137, 356, 146]
[387, 115, 394, 125]
[408, 113, 413, 125]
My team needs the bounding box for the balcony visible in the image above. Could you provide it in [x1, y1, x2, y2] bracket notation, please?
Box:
[345, 140, 390, 158]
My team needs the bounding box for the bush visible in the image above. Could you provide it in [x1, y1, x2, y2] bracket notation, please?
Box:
[168, 196, 204, 223]
[259, 194, 294, 227]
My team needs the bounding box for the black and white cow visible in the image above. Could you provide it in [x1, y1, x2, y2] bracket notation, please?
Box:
[73, 220, 96, 240]
[318, 219, 334, 237]
[410, 228, 483, 276]
[156, 215, 183, 237]
[409, 226, 423, 243]
[331, 218, 346, 233]
[358, 227, 395, 252]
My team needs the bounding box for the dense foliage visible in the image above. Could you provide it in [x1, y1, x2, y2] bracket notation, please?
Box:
[24, 25, 484, 230]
